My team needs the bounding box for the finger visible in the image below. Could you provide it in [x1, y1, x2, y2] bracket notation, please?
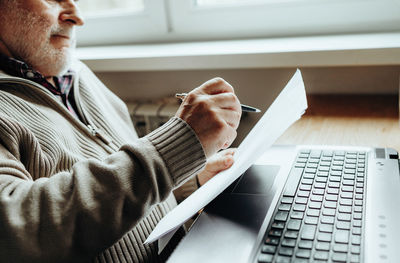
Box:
[220, 148, 236, 156]
[197, 154, 234, 186]
[200, 77, 234, 95]
[207, 154, 234, 173]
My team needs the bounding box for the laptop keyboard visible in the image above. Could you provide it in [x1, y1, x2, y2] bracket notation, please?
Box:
[257, 149, 366, 263]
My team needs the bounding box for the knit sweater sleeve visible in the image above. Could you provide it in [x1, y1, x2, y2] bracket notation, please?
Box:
[0, 116, 206, 263]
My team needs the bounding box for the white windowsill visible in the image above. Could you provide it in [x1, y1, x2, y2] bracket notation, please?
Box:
[76, 32, 400, 72]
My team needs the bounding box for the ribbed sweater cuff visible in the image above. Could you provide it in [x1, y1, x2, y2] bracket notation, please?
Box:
[146, 117, 206, 186]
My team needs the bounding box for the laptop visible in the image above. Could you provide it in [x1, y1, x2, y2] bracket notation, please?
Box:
[168, 144, 400, 263]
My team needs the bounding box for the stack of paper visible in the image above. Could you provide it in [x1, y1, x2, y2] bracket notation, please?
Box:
[145, 69, 308, 248]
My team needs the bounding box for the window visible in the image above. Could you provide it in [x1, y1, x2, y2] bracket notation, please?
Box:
[76, 0, 400, 46]
[78, 0, 144, 16]
[76, 0, 168, 46]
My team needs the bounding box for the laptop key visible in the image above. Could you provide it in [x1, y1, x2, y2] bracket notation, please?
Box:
[275, 255, 291, 263]
[332, 252, 347, 262]
[281, 197, 294, 204]
[321, 215, 335, 224]
[326, 194, 338, 201]
[330, 170, 341, 176]
[307, 209, 320, 217]
[311, 195, 323, 202]
[314, 183, 326, 189]
[327, 188, 339, 195]
[342, 180, 355, 186]
[278, 247, 294, 257]
[342, 186, 354, 192]
[333, 244, 348, 253]
[287, 219, 302, 230]
[319, 223, 334, 233]
[278, 204, 291, 211]
[354, 200, 363, 206]
[295, 197, 308, 204]
[352, 235, 361, 245]
[330, 176, 341, 182]
[313, 189, 325, 195]
[291, 211, 304, 220]
[283, 168, 303, 197]
[350, 254, 360, 263]
[337, 213, 351, 222]
[258, 253, 274, 263]
[316, 241, 330, 251]
[296, 249, 311, 259]
[302, 178, 313, 185]
[275, 211, 289, 221]
[335, 230, 350, 244]
[338, 206, 351, 214]
[303, 173, 315, 179]
[318, 171, 329, 177]
[328, 182, 340, 188]
[261, 244, 277, 254]
[281, 238, 296, 248]
[299, 184, 312, 191]
[301, 225, 316, 240]
[293, 204, 306, 212]
[268, 229, 282, 237]
[309, 201, 322, 209]
[317, 232, 332, 242]
[297, 190, 310, 198]
[316, 177, 328, 183]
[295, 162, 306, 168]
[353, 220, 362, 227]
[305, 216, 318, 225]
[336, 221, 351, 230]
[265, 237, 280, 246]
[284, 230, 299, 239]
[343, 174, 355, 180]
[353, 227, 362, 235]
[351, 245, 361, 254]
[341, 192, 353, 199]
[353, 212, 362, 220]
[298, 240, 313, 249]
[322, 208, 336, 216]
[314, 251, 329, 260]
[324, 201, 337, 209]
[307, 163, 318, 169]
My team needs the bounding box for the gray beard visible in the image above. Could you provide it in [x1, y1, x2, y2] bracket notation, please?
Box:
[6, 3, 75, 76]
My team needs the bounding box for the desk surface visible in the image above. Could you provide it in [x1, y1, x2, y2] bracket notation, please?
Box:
[276, 94, 400, 152]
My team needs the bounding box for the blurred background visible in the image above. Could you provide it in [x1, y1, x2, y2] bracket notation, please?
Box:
[76, 0, 400, 144]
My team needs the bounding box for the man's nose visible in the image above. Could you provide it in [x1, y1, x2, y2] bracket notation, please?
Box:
[60, 0, 85, 26]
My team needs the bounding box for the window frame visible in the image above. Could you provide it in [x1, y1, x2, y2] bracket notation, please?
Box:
[76, 0, 169, 46]
[167, 0, 400, 41]
[76, 0, 400, 46]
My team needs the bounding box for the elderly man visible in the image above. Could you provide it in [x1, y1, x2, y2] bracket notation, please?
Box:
[0, 0, 241, 262]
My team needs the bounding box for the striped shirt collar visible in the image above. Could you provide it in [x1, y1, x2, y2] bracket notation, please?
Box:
[0, 53, 80, 118]
[0, 53, 74, 96]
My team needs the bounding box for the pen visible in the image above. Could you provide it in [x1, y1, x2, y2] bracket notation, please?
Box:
[175, 93, 261, 113]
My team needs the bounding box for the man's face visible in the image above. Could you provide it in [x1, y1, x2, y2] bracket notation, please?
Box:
[0, 0, 84, 76]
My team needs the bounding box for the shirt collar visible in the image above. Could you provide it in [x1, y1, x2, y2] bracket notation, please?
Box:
[0, 52, 75, 95]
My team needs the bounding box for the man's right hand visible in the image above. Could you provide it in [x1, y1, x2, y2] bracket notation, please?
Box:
[175, 77, 242, 158]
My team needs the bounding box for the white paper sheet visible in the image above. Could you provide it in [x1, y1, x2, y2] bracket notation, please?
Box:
[145, 69, 307, 244]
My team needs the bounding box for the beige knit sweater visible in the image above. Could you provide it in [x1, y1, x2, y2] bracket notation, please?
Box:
[0, 60, 206, 262]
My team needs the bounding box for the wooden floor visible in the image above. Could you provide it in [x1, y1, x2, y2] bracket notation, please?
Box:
[276, 94, 400, 152]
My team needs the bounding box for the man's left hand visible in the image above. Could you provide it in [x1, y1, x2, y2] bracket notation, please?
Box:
[197, 148, 236, 186]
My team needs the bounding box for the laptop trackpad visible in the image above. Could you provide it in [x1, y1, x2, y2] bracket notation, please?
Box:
[167, 165, 281, 263]
[229, 164, 280, 195]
